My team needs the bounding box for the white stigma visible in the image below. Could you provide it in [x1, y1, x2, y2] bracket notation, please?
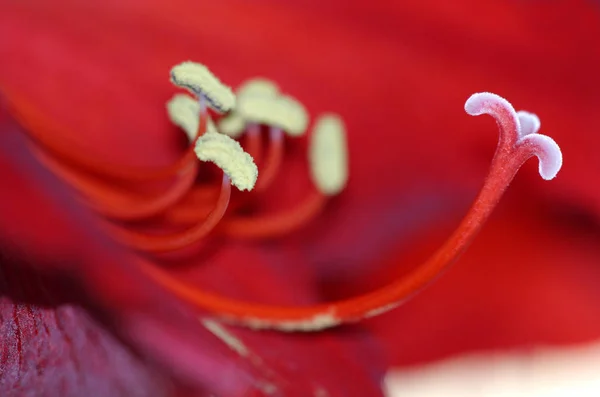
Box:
[517, 110, 541, 136]
[194, 132, 258, 191]
[170, 61, 236, 113]
[465, 92, 562, 180]
[519, 134, 563, 180]
[309, 113, 349, 196]
[237, 95, 309, 136]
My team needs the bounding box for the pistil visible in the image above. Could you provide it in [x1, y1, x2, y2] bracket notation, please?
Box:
[13, 59, 562, 333]
[137, 91, 562, 331]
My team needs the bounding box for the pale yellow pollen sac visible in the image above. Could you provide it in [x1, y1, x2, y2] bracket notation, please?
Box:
[309, 113, 349, 196]
[194, 131, 258, 191]
[237, 95, 309, 136]
[166, 94, 217, 141]
[166, 94, 200, 141]
[170, 61, 236, 113]
[217, 113, 247, 138]
[279, 95, 309, 137]
[216, 77, 280, 138]
[236, 77, 280, 100]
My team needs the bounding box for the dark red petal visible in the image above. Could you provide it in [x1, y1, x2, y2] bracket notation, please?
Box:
[167, 243, 387, 396]
[0, 299, 174, 397]
[0, 107, 386, 395]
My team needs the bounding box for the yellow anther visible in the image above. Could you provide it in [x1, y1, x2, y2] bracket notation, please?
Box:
[279, 95, 309, 137]
[166, 94, 217, 141]
[170, 61, 236, 113]
[194, 132, 258, 191]
[217, 113, 247, 138]
[237, 95, 309, 136]
[309, 113, 349, 196]
[166, 94, 200, 141]
[237, 77, 280, 99]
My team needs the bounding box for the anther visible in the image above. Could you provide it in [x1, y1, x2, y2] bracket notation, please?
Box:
[237, 78, 280, 99]
[309, 113, 349, 196]
[237, 95, 308, 137]
[170, 61, 236, 113]
[217, 113, 246, 138]
[218, 78, 281, 138]
[166, 94, 202, 141]
[194, 131, 258, 191]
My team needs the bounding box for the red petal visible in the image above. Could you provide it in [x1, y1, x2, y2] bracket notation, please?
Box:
[1, 0, 599, 389]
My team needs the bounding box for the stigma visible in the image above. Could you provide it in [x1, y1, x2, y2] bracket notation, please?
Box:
[14, 61, 562, 332]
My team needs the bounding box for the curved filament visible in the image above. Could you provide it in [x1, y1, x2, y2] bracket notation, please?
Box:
[41, 151, 200, 220]
[107, 175, 232, 253]
[255, 127, 284, 192]
[244, 124, 262, 163]
[220, 191, 326, 239]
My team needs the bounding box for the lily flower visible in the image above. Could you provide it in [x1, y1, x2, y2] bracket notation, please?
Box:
[0, 1, 598, 396]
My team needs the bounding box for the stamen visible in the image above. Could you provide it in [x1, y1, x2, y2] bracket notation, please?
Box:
[220, 191, 326, 239]
[167, 94, 217, 141]
[216, 117, 342, 238]
[216, 115, 347, 237]
[106, 174, 231, 253]
[217, 78, 280, 139]
[255, 127, 284, 191]
[237, 95, 308, 137]
[218, 113, 246, 138]
[279, 96, 309, 137]
[309, 113, 349, 196]
[237, 78, 280, 99]
[170, 61, 236, 113]
[194, 131, 258, 191]
[137, 92, 563, 331]
[41, 151, 200, 221]
[244, 124, 263, 163]
[167, 94, 202, 141]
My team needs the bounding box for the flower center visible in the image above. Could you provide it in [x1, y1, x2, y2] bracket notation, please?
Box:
[9, 62, 562, 332]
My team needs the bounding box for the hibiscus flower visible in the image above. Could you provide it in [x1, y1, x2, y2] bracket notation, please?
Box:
[0, 1, 597, 397]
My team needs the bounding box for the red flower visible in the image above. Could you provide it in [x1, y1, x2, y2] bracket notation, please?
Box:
[0, 0, 598, 396]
